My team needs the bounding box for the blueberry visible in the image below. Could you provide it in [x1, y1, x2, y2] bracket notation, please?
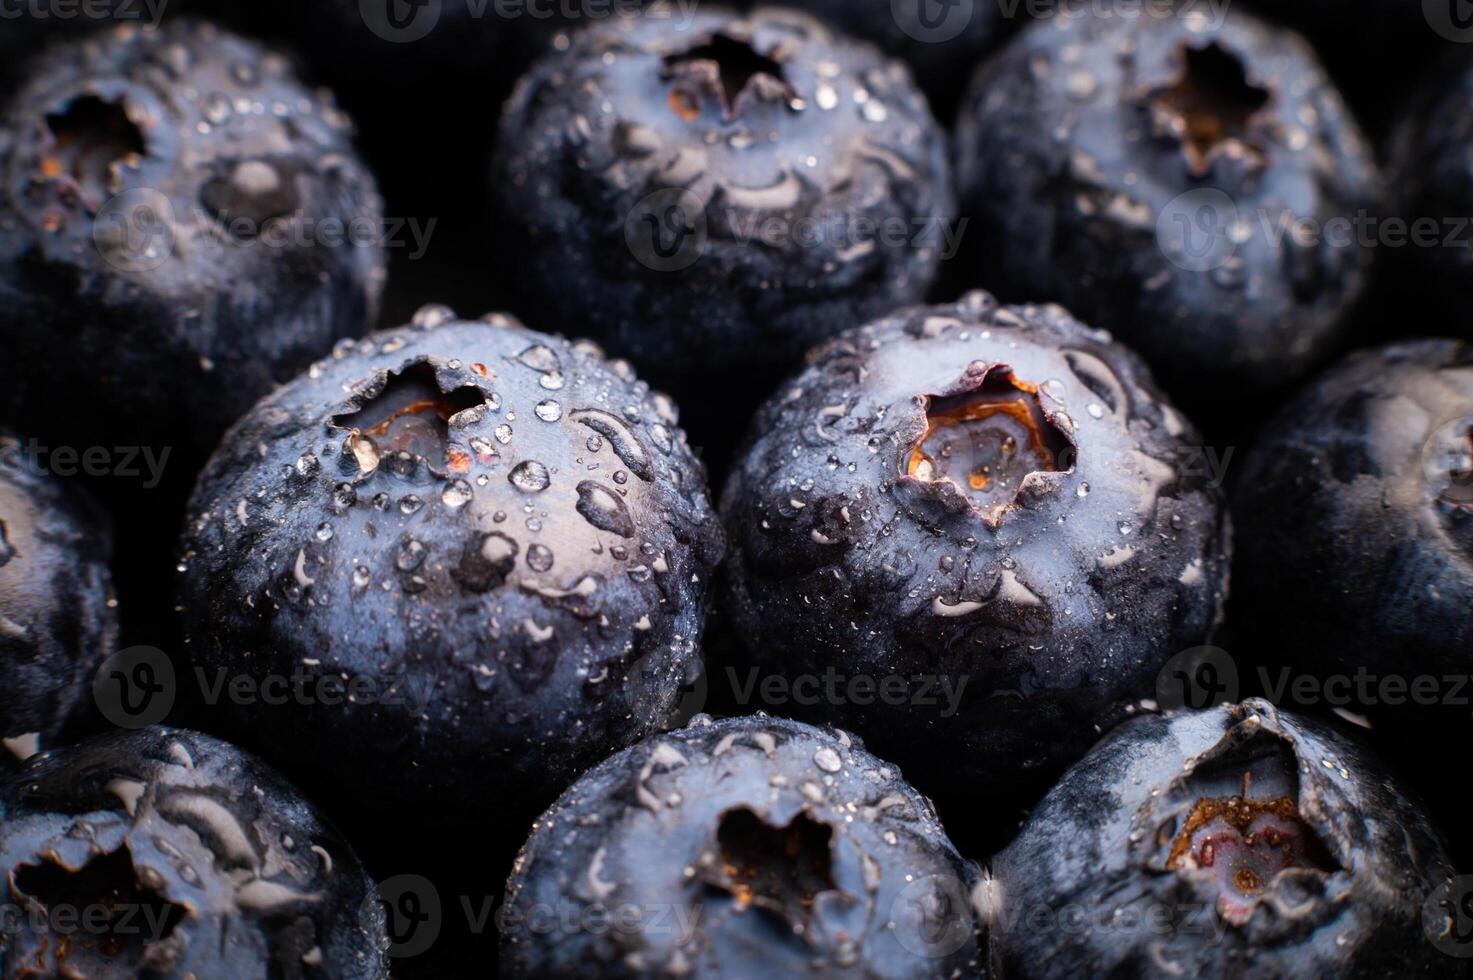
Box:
[492, 6, 954, 384]
[1388, 54, 1473, 336]
[177, 307, 724, 832]
[955, 7, 1380, 402]
[0, 726, 389, 977]
[721, 292, 1230, 798]
[1233, 340, 1473, 731]
[500, 714, 983, 977]
[990, 699, 1462, 977]
[0, 429, 117, 770]
[0, 20, 386, 455]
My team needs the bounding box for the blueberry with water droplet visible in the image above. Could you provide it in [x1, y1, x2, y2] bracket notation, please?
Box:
[992, 699, 1461, 978]
[491, 7, 953, 386]
[0, 727, 390, 977]
[955, 6, 1379, 406]
[502, 715, 982, 978]
[721, 294, 1230, 805]
[0, 429, 118, 770]
[177, 308, 724, 843]
[0, 20, 385, 456]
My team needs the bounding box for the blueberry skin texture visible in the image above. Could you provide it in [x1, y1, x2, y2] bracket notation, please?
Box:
[501, 714, 983, 978]
[721, 292, 1231, 794]
[1388, 55, 1473, 336]
[177, 309, 724, 826]
[0, 430, 117, 769]
[756, 0, 1010, 106]
[0, 726, 389, 978]
[492, 6, 954, 380]
[989, 699, 1463, 979]
[0, 20, 386, 454]
[955, 8, 1380, 397]
[1233, 340, 1473, 727]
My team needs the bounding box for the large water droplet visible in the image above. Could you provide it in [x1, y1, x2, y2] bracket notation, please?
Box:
[576, 481, 636, 537]
[527, 543, 554, 572]
[509, 460, 551, 493]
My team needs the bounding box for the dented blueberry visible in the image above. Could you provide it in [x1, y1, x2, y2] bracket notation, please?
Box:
[955, 7, 1380, 400]
[0, 429, 117, 770]
[989, 699, 1462, 977]
[0, 20, 386, 454]
[0, 726, 389, 978]
[176, 307, 724, 832]
[492, 6, 954, 383]
[500, 714, 983, 978]
[721, 292, 1231, 798]
[1233, 340, 1473, 732]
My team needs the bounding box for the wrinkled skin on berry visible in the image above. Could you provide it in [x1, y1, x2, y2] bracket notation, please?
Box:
[1234, 340, 1473, 730]
[988, 700, 1463, 978]
[177, 309, 724, 829]
[0, 20, 386, 454]
[0, 727, 389, 978]
[1388, 55, 1473, 336]
[721, 292, 1230, 795]
[0, 430, 117, 770]
[955, 7, 1379, 398]
[501, 715, 982, 978]
[493, 6, 953, 380]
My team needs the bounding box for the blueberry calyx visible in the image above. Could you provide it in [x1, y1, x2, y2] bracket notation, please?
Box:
[330, 360, 491, 480]
[1148, 42, 1272, 177]
[661, 31, 798, 121]
[703, 807, 840, 938]
[39, 93, 147, 213]
[903, 364, 1076, 527]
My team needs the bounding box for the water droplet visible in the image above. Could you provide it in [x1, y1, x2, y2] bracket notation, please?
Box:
[535, 400, 563, 422]
[332, 484, 357, 510]
[412, 304, 455, 328]
[527, 544, 554, 572]
[509, 460, 551, 493]
[517, 344, 560, 373]
[351, 565, 371, 590]
[495, 424, 513, 445]
[441, 479, 473, 509]
[397, 539, 427, 571]
[572, 409, 651, 481]
[400, 495, 424, 515]
[315, 522, 334, 542]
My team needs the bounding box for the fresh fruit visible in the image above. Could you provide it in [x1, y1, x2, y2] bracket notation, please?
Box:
[501, 714, 983, 978]
[0, 429, 117, 769]
[955, 6, 1379, 401]
[988, 699, 1462, 978]
[176, 306, 724, 831]
[491, 5, 954, 384]
[0, 19, 386, 454]
[721, 292, 1230, 799]
[1233, 339, 1473, 730]
[0, 726, 390, 977]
